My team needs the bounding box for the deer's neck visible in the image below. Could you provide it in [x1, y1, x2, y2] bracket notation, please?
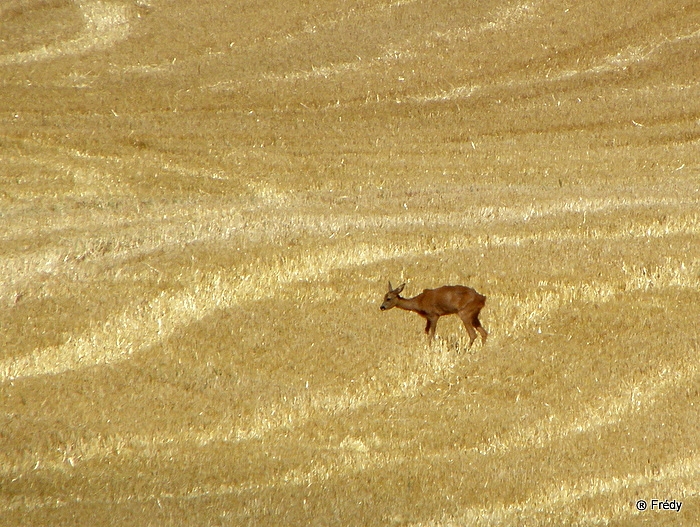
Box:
[396, 296, 424, 314]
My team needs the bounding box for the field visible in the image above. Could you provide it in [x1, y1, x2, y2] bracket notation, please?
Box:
[1, 0, 700, 525]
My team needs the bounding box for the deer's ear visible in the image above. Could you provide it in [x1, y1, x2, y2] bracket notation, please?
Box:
[396, 283, 405, 294]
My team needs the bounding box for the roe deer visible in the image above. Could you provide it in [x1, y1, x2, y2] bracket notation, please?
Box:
[380, 281, 487, 347]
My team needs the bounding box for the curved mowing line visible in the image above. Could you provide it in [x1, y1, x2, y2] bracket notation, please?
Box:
[2, 258, 695, 479]
[1, 209, 698, 382]
[416, 452, 700, 527]
[405, 25, 700, 104]
[0, 206, 697, 480]
[3, 190, 687, 244]
[206, 0, 540, 91]
[18, 443, 698, 516]
[2, 190, 695, 304]
[202, 258, 700, 447]
[476, 358, 699, 456]
[11, 430, 697, 515]
[0, 1, 130, 66]
[492, 257, 700, 335]
[233, 1, 699, 105]
[0, 242, 425, 381]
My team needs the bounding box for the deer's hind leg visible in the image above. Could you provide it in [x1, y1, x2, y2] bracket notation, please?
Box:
[458, 311, 476, 348]
[458, 310, 487, 348]
[472, 313, 488, 343]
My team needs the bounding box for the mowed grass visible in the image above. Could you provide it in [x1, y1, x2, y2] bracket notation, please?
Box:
[1, 0, 700, 525]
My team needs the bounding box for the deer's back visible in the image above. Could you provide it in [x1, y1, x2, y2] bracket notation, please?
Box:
[419, 285, 485, 315]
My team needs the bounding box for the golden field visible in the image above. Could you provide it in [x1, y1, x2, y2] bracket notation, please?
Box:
[1, 0, 699, 525]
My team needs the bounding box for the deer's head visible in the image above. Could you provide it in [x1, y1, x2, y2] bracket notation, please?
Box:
[380, 281, 405, 310]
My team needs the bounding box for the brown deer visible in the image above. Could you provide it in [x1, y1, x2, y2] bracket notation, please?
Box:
[380, 281, 488, 347]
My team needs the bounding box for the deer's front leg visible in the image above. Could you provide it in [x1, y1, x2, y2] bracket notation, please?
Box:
[425, 316, 438, 340]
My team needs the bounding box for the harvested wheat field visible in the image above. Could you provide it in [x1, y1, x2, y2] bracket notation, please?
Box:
[1, 0, 700, 525]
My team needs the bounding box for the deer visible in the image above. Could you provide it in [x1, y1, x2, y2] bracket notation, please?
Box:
[380, 281, 488, 348]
